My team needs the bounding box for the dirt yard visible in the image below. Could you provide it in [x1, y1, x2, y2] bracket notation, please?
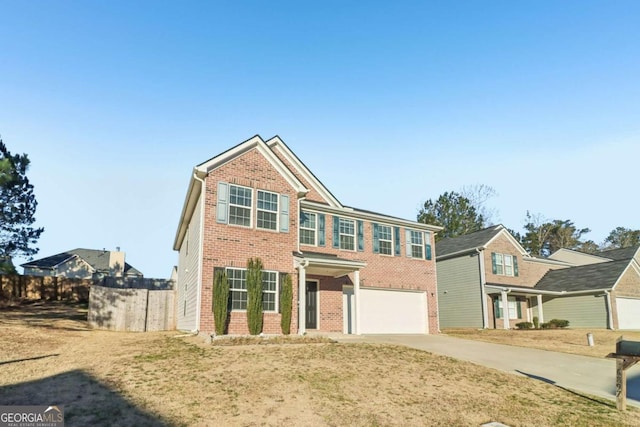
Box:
[1, 302, 639, 426]
[444, 328, 640, 358]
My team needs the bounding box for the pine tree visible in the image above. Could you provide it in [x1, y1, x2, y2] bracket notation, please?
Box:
[0, 138, 44, 261]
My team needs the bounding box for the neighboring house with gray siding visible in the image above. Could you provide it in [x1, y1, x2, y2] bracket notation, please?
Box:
[436, 225, 567, 330]
[437, 228, 640, 330]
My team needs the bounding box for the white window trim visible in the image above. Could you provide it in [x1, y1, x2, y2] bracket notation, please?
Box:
[226, 267, 279, 313]
[497, 297, 518, 319]
[300, 210, 318, 247]
[256, 189, 279, 231]
[262, 270, 279, 313]
[378, 224, 393, 256]
[504, 254, 514, 276]
[410, 230, 424, 259]
[228, 184, 253, 228]
[495, 253, 514, 277]
[339, 217, 356, 251]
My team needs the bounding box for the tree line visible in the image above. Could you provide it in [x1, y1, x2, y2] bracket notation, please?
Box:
[418, 186, 639, 256]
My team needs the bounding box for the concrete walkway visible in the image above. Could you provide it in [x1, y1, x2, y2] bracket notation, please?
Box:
[336, 334, 640, 408]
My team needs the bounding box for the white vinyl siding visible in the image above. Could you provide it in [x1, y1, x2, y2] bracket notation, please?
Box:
[177, 195, 202, 331]
[541, 294, 608, 328]
[437, 254, 484, 328]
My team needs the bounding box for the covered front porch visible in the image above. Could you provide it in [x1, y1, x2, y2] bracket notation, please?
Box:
[484, 284, 550, 330]
[294, 251, 366, 335]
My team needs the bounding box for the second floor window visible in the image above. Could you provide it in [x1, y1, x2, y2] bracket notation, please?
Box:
[217, 181, 290, 233]
[378, 225, 393, 255]
[339, 218, 355, 251]
[300, 211, 317, 245]
[257, 190, 278, 230]
[409, 230, 423, 258]
[229, 185, 252, 227]
[492, 252, 518, 277]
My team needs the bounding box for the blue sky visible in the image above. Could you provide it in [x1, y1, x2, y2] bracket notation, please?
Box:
[1, 1, 638, 277]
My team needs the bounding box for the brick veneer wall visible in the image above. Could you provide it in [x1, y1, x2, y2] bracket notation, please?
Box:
[484, 233, 566, 287]
[196, 146, 439, 335]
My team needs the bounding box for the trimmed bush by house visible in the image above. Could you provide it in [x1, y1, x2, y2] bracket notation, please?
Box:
[280, 274, 293, 335]
[533, 316, 539, 329]
[515, 322, 533, 330]
[213, 268, 230, 335]
[549, 318, 570, 328]
[246, 258, 264, 335]
[540, 319, 570, 329]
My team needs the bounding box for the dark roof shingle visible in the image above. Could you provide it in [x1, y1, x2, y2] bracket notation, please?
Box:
[436, 225, 504, 258]
[535, 259, 630, 292]
[597, 245, 639, 261]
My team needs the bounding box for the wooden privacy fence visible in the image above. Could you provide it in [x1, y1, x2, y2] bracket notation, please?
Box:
[88, 285, 175, 332]
[0, 274, 90, 302]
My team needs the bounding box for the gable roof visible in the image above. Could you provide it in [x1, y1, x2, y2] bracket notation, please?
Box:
[597, 245, 640, 261]
[173, 135, 309, 250]
[436, 225, 506, 258]
[535, 259, 631, 292]
[21, 252, 77, 269]
[21, 249, 142, 276]
[266, 136, 342, 207]
[196, 135, 308, 195]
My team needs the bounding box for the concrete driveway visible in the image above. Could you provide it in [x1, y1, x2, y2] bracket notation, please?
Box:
[343, 334, 640, 408]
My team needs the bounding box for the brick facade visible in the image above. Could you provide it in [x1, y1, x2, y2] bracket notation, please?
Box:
[182, 140, 439, 335]
[483, 232, 565, 329]
[484, 233, 564, 287]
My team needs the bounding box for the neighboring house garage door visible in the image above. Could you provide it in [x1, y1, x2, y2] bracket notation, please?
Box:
[617, 298, 640, 330]
[344, 287, 427, 334]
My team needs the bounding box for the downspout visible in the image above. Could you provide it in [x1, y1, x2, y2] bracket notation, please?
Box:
[605, 290, 614, 330]
[297, 259, 309, 335]
[297, 195, 306, 254]
[193, 171, 206, 334]
[477, 248, 489, 329]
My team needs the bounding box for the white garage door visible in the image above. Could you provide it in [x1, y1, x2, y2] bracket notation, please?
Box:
[617, 298, 640, 330]
[343, 287, 427, 334]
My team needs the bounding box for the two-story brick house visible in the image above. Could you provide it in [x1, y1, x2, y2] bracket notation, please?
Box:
[173, 135, 441, 336]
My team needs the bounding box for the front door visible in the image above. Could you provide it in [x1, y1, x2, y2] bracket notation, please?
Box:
[305, 281, 318, 329]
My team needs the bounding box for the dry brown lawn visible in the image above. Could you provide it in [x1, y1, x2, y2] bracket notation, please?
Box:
[1, 302, 639, 426]
[444, 328, 640, 358]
